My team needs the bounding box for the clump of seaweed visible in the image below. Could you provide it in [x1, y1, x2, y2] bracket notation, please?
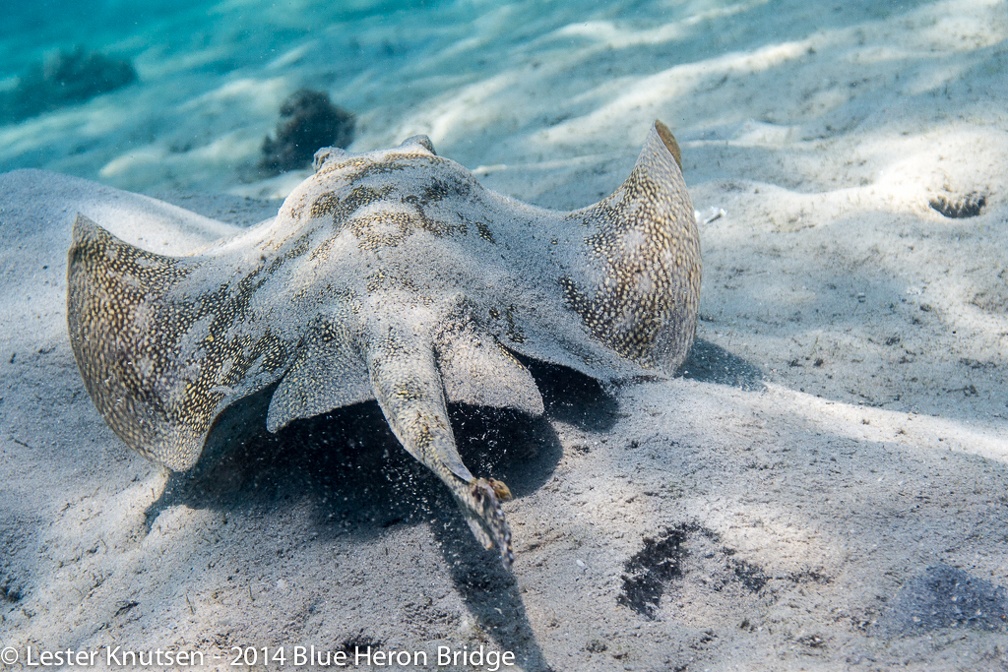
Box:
[259, 89, 356, 174]
[929, 192, 986, 219]
[1, 46, 137, 122]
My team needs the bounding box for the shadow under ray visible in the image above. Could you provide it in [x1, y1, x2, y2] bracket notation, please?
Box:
[431, 406, 566, 672]
[142, 360, 611, 672]
[680, 337, 766, 391]
[145, 376, 577, 535]
[429, 499, 555, 672]
[522, 357, 621, 431]
[145, 386, 437, 549]
[143, 341, 756, 548]
[425, 364, 615, 672]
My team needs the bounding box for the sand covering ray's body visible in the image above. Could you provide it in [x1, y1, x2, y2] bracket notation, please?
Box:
[66, 121, 700, 564]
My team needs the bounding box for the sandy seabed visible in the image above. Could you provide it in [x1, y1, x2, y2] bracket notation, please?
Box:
[2, 0, 1007, 670]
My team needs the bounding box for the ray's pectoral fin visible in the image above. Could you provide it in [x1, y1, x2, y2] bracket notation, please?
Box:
[68, 214, 293, 473]
[437, 322, 544, 417]
[266, 317, 372, 432]
[67, 215, 212, 471]
[366, 326, 514, 566]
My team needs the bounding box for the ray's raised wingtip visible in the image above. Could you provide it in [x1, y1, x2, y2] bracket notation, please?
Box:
[66, 212, 209, 474]
[69, 212, 108, 250]
[652, 119, 683, 171]
[71, 211, 92, 235]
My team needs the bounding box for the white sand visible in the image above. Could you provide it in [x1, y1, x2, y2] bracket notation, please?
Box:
[2, 0, 1008, 670]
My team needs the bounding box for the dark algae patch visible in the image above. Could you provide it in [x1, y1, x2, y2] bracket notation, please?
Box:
[618, 524, 694, 618]
[618, 523, 729, 619]
[260, 89, 356, 174]
[929, 192, 986, 218]
[0, 46, 137, 121]
[618, 523, 779, 619]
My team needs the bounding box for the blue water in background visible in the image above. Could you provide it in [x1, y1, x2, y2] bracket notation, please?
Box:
[2, 0, 449, 68]
[2, 0, 493, 189]
[5, 0, 693, 193]
[0, 0, 987, 196]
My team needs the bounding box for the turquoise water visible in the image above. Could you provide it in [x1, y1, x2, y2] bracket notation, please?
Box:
[3, 1, 487, 190]
[0, 0, 999, 197]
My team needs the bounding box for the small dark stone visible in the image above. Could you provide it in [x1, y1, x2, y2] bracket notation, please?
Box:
[337, 632, 383, 655]
[929, 193, 986, 219]
[259, 89, 356, 174]
[1, 580, 23, 603]
[795, 633, 827, 649]
[113, 599, 139, 617]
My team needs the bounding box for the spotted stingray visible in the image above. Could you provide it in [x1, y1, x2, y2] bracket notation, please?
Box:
[66, 121, 701, 565]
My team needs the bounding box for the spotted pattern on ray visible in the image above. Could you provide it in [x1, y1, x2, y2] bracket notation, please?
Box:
[67, 121, 701, 566]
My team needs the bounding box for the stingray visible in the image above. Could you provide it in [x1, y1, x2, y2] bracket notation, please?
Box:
[66, 120, 701, 565]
